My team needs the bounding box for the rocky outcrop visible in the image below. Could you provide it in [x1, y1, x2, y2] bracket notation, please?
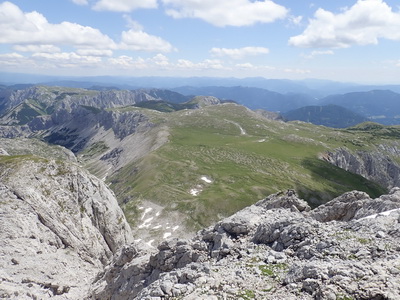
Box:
[0, 86, 188, 117]
[323, 146, 400, 189]
[310, 188, 400, 222]
[255, 109, 284, 121]
[91, 189, 400, 300]
[188, 96, 224, 108]
[0, 152, 132, 299]
[0, 137, 77, 162]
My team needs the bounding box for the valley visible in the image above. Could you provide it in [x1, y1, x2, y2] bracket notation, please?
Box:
[1, 82, 400, 299]
[0, 84, 398, 240]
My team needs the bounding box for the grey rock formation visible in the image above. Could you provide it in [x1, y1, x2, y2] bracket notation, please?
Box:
[0, 86, 187, 118]
[0, 150, 132, 299]
[90, 189, 400, 300]
[324, 146, 400, 189]
[0, 137, 77, 162]
[254, 109, 284, 121]
[0, 85, 172, 183]
[310, 188, 400, 222]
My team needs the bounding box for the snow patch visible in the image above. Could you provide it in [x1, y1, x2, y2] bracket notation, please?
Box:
[201, 176, 212, 183]
[146, 240, 154, 247]
[258, 139, 266, 143]
[190, 188, 201, 196]
[359, 208, 400, 220]
[141, 207, 153, 220]
[163, 232, 172, 239]
[139, 217, 153, 229]
[172, 225, 179, 232]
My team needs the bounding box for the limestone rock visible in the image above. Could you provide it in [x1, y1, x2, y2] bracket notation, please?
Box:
[310, 188, 400, 222]
[91, 189, 400, 299]
[324, 146, 400, 189]
[0, 151, 132, 299]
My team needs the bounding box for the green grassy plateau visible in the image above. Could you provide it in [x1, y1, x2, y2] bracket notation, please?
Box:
[109, 104, 389, 230]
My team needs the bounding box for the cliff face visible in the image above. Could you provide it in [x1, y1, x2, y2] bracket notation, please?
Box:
[0, 151, 132, 299]
[90, 189, 400, 300]
[0, 86, 186, 116]
[0, 102, 159, 180]
[323, 146, 400, 189]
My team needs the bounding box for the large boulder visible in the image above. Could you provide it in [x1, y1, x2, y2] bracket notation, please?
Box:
[0, 154, 132, 299]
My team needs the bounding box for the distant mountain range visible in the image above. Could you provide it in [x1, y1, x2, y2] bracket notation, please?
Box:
[283, 104, 368, 128]
[171, 86, 316, 111]
[319, 90, 400, 125]
[3, 72, 400, 96]
[2, 74, 400, 127]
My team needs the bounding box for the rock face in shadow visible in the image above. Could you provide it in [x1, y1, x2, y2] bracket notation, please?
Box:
[91, 189, 400, 300]
[324, 146, 400, 189]
[0, 152, 132, 299]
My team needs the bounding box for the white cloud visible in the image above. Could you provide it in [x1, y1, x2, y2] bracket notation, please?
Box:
[162, 0, 288, 27]
[0, 50, 313, 79]
[93, 0, 157, 12]
[120, 29, 175, 52]
[176, 59, 226, 70]
[32, 52, 102, 67]
[289, 0, 400, 48]
[235, 63, 276, 71]
[123, 15, 144, 31]
[13, 44, 61, 53]
[71, 0, 88, 5]
[0, 52, 24, 59]
[236, 63, 255, 69]
[210, 47, 270, 59]
[302, 50, 334, 59]
[108, 56, 148, 69]
[0, 2, 176, 54]
[76, 49, 113, 57]
[0, 51, 103, 70]
[288, 15, 303, 26]
[284, 68, 311, 74]
[0, 53, 36, 68]
[152, 53, 170, 67]
[0, 1, 115, 48]
[108, 54, 172, 70]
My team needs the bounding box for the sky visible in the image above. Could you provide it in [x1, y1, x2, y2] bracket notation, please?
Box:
[1, 0, 400, 83]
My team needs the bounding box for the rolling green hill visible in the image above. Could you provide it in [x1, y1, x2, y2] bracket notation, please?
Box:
[109, 104, 387, 230]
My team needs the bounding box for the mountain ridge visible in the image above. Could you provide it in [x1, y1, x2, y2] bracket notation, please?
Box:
[1, 82, 400, 299]
[283, 104, 368, 128]
[1, 84, 400, 242]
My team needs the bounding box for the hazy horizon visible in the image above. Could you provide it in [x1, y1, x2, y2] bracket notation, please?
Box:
[1, 1, 400, 84]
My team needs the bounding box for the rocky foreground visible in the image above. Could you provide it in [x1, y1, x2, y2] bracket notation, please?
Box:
[0, 154, 132, 299]
[91, 189, 400, 300]
[1, 150, 400, 299]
